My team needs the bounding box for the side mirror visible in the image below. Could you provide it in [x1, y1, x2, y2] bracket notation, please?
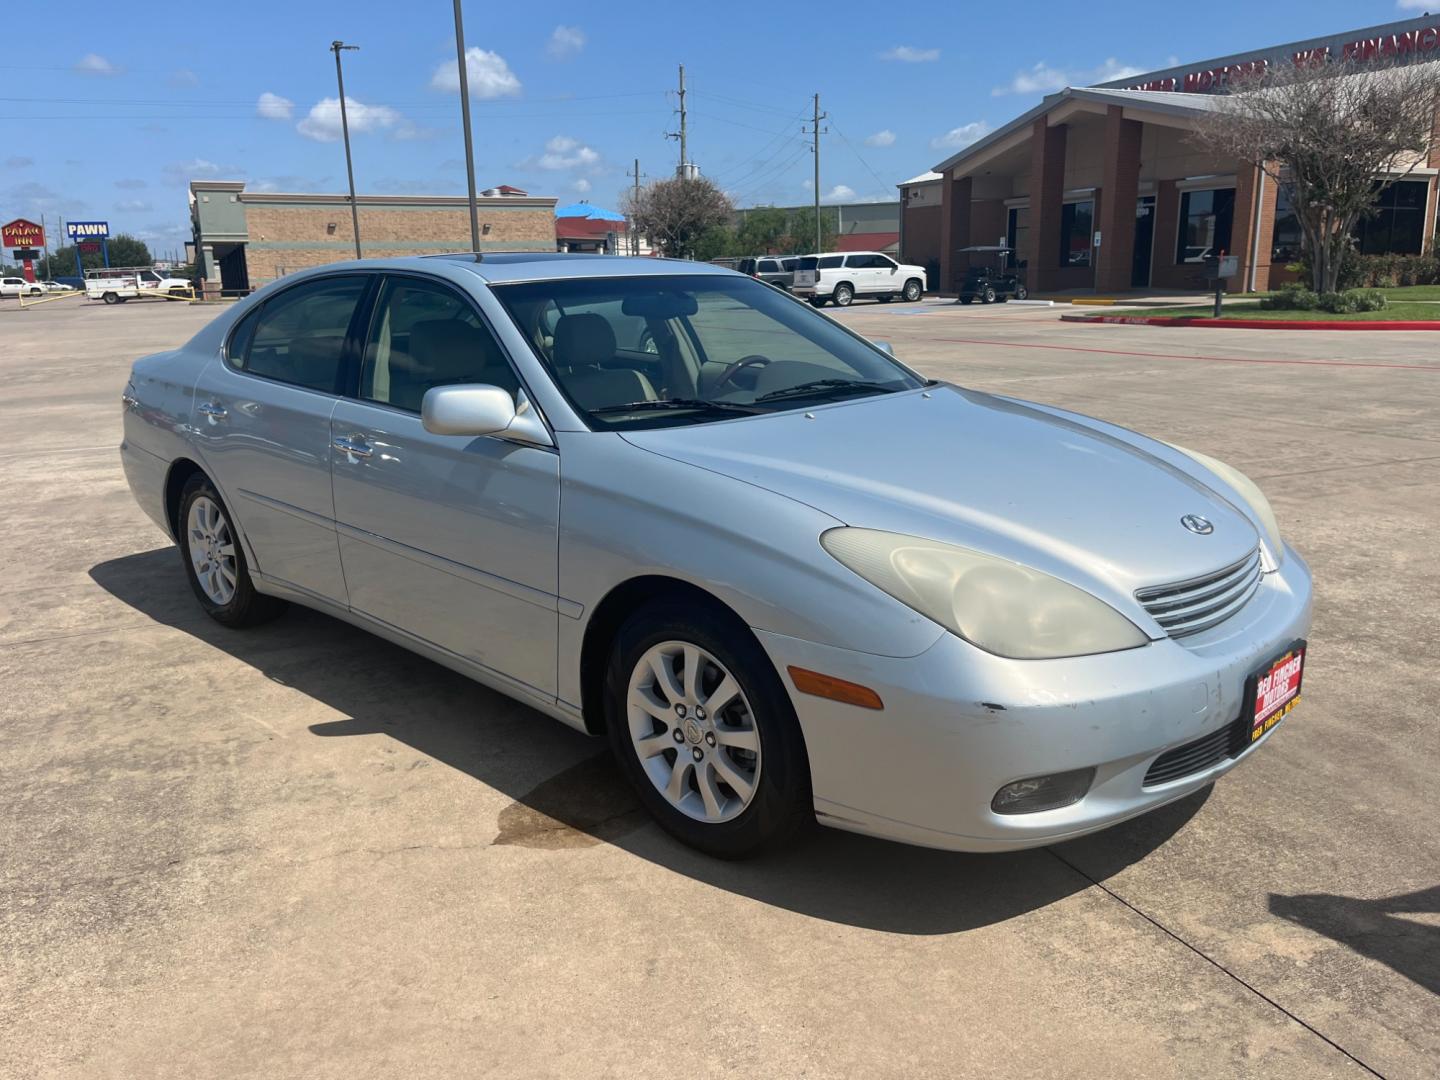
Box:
[421, 385, 552, 447]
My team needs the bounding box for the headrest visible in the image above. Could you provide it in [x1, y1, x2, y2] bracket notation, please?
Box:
[408, 319, 494, 380]
[552, 313, 616, 370]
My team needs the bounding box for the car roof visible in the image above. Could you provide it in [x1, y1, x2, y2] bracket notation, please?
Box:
[418, 251, 736, 284]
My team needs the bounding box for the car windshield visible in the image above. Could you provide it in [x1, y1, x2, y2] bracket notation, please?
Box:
[492, 274, 923, 429]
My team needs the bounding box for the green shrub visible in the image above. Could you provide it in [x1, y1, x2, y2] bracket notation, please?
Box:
[1315, 289, 1388, 314]
[1261, 284, 1320, 310]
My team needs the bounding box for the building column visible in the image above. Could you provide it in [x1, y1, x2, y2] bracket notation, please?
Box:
[1095, 106, 1142, 293]
[201, 244, 220, 299]
[1028, 118, 1067, 293]
[938, 172, 972, 296]
[1231, 161, 1266, 293]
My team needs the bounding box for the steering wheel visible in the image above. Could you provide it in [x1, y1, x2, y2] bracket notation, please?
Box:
[711, 354, 771, 392]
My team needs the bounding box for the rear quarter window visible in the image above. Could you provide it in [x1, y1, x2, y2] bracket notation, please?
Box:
[818, 256, 844, 269]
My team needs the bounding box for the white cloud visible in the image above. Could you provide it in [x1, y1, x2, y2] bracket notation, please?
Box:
[296, 97, 401, 142]
[74, 53, 119, 76]
[116, 199, 153, 212]
[1397, 0, 1431, 9]
[527, 135, 600, 170]
[572, 177, 592, 193]
[170, 69, 199, 87]
[930, 121, 992, 151]
[822, 184, 856, 202]
[864, 129, 896, 148]
[162, 158, 242, 185]
[256, 92, 294, 120]
[548, 25, 586, 59]
[881, 46, 939, 63]
[993, 57, 1148, 96]
[431, 47, 521, 98]
[5, 156, 34, 169]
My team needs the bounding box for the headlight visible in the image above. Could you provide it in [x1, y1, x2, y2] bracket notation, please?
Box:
[820, 528, 1149, 660]
[1167, 444, 1283, 566]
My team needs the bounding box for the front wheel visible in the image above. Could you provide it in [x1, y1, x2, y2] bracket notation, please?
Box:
[981, 286, 996, 304]
[902, 279, 922, 302]
[832, 283, 854, 307]
[605, 604, 812, 858]
[178, 475, 287, 628]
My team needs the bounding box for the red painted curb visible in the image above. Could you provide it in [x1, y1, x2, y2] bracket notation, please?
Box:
[1060, 313, 1440, 330]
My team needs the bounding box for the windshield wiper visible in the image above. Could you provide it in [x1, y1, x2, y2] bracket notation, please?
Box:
[755, 378, 897, 403]
[589, 397, 761, 416]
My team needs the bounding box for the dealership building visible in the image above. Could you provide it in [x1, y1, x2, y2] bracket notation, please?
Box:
[189, 181, 557, 296]
[903, 14, 1440, 295]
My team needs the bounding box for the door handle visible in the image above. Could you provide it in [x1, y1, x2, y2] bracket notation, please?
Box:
[332, 434, 373, 459]
[198, 401, 228, 421]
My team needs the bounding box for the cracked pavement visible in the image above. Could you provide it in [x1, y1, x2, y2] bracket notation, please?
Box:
[1, 298, 1436, 1078]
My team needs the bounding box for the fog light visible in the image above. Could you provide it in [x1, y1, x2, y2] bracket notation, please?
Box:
[991, 767, 1096, 815]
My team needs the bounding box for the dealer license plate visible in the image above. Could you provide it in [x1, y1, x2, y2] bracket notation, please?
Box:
[1244, 641, 1305, 743]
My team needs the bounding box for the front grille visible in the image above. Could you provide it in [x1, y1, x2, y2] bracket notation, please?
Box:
[1136, 548, 1262, 638]
[1143, 714, 1252, 786]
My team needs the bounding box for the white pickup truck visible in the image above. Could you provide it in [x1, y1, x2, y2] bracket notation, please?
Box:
[85, 267, 193, 304]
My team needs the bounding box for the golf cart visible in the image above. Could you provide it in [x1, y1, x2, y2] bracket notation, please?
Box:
[955, 246, 1027, 304]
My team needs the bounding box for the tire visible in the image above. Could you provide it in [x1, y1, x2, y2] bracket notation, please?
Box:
[982, 286, 996, 304]
[903, 279, 923, 302]
[102, 292, 119, 305]
[177, 474, 287, 628]
[604, 602, 813, 858]
[1015, 283, 1029, 300]
[169, 286, 188, 297]
[832, 283, 854, 307]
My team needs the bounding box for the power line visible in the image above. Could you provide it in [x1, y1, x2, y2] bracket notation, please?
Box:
[829, 119, 897, 201]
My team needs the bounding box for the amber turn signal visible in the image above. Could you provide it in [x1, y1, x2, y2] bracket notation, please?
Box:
[786, 666, 884, 710]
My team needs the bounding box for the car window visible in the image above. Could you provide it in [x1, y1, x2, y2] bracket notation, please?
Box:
[226, 306, 261, 367]
[243, 275, 367, 393]
[781, 258, 798, 271]
[491, 274, 923, 430]
[876, 256, 898, 270]
[361, 276, 518, 412]
[758, 260, 779, 273]
[817, 255, 843, 269]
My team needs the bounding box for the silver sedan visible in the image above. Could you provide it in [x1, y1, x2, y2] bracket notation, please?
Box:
[120, 254, 1312, 857]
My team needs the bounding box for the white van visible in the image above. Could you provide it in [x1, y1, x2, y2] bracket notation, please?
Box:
[85, 267, 193, 304]
[791, 251, 926, 307]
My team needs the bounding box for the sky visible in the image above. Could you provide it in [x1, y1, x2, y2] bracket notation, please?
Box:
[1, 0, 1431, 256]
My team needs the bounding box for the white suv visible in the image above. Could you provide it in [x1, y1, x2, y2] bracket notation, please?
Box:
[791, 251, 926, 307]
[1, 276, 45, 298]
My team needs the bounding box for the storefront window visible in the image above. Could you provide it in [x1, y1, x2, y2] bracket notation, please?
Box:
[1007, 207, 1029, 267]
[1354, 179, 1428, 255]
[1271, 186, 1302, 263]
[1059, 201, 1093, 268]
[1176, 188, 1235, 263]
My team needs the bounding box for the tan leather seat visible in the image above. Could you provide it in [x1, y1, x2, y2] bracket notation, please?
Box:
[551, 313, 656, 410]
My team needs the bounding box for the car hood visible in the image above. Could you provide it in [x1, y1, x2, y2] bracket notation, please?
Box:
[620, 384, 1259, 615]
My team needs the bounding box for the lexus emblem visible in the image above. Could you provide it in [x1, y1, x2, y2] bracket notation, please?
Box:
[1181, 514, 1214, 535]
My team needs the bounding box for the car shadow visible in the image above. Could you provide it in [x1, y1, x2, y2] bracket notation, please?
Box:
[1269, 886, 1440, 996]
[91, 547, 1209, 935]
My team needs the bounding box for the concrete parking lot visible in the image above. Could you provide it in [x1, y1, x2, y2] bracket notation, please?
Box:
[2, 294, 1436, 1079]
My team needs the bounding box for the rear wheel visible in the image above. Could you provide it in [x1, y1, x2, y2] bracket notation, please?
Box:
[605, 604, 812, 858]
[981, 285, 996, 304]
[102, 292, 119, 305]
[832, 283, 854, 307]
[1015, 283, 1029, 300]
[902, 279, 923, 302]
[178, 475, 287, 628]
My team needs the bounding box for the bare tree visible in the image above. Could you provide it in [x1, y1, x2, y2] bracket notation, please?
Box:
[1191, 58, 1440, 293]
[623, 175, 733, 259]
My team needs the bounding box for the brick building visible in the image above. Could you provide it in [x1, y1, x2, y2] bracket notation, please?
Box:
[910, 15, 1440, 296]
[190, 181, 557, 296]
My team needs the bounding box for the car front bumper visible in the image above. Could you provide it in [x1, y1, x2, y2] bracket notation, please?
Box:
[755, 545, 1313, 852]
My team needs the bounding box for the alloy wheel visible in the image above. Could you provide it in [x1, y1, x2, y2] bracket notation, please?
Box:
[626, 640, 762, 823]
[187, 495, 238, 605]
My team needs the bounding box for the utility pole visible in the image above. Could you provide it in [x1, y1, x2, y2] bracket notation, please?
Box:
[451, 0, 482, 255]
[330, 40, 363, 258]
[627, 159, 646, 255]
[666, 64, 690, 178]
[809, 92, 828, 253]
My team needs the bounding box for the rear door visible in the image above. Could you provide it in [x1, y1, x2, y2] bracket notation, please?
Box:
[844, 253, 881, 294]
[329, 273, 561, 695]
[190, 273, 370, 604]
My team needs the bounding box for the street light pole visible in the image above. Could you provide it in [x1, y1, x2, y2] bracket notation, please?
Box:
[330, 40, 363, 259]
[451, 0, 482, 255]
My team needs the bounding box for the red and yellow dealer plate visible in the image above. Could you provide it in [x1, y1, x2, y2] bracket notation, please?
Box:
[1245, 641, 1306, 744]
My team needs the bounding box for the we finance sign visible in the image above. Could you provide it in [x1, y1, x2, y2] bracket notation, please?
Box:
[66, 221, 110, 240]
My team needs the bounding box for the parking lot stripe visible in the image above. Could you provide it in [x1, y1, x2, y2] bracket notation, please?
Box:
[930, 336, 1440, 372]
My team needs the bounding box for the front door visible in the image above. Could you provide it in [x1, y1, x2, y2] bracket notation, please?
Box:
[190, 273, 370, 604]
[329, 273, 561, 696]
[1132, 196, 1156, 288]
